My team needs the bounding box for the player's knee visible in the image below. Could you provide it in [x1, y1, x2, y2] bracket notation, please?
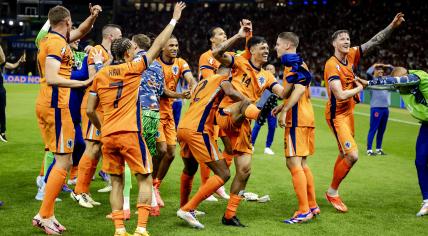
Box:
[156, 145, 167, 158]
[237, 165, 251, 180]
[218, 168, 231, 182]
[347, 152, 359, 163]
[183, 164, 198, 176]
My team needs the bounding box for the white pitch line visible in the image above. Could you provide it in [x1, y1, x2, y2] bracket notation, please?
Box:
[311, 103, 420, 126]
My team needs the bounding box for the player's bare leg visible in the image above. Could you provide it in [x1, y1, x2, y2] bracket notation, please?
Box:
[33, 153, 72, 235]
[152, 141, 170, 207]
[134, 174, 152, 236]
[222, 153, 251, 227]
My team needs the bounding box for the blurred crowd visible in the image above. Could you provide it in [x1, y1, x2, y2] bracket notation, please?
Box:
[1, 1, 427, 84]
[117, 1, 428, 85]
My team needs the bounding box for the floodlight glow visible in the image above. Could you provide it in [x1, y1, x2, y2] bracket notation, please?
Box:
[8, 20, 14, 26]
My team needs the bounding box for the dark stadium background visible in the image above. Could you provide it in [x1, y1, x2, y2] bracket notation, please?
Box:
[1, 0, 426, 85]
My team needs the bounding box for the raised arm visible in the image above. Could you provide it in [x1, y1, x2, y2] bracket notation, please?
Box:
[145, 2, 185, 65]
[69, 3, 102, 43]
[360, 13, 405, 56]
[5, 53, 25, 70]
[212, 20, 250, 66]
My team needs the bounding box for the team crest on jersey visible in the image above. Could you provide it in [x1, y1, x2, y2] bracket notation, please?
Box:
[66, 139, 74, 149]
[344, 141, 352, 149]
[96, 130, 101, 136]
[258, 76, 266, 87]
[172, 65, 179, 76]
[336, 64, 340, 71]
[61, 47, 67, 56]
[209, 57, 215, 65]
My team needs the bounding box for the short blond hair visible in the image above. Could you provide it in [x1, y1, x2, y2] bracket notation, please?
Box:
[48, 5, 70, 26]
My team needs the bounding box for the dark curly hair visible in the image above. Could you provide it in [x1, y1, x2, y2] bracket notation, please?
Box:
[111, 38, 133, 64]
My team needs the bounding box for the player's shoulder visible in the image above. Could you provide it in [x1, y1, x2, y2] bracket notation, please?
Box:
[43, 33, 67, 47]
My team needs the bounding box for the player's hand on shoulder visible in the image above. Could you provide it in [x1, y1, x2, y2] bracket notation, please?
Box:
[172, 2, 186, 21]
[391, 12, 405, 28]
[89, 3, 102, 18]
[84, 45, 94, 54]
[91, 49, 104, 65]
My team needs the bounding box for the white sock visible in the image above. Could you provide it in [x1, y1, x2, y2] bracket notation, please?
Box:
[151, 185, 158, 207]
[123, 197, 130, 210]
[136, 227, 146, 233]
[327, 187, 338, 197]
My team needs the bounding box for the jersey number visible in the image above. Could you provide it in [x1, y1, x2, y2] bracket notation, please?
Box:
[242, 74, 251, 87]
[193, 80, 208, 102]
[109, 81, 124, 108]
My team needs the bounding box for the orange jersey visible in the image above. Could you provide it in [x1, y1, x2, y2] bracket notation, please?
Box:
[198, 50, 251, 81]
[90, 56, 148, 137]
[81, 45, 110, 109]
[324, 47, 361, 119]
[157, 56, 191, 119]
[179, 74, 230, 134]
[283, 63, 315, 127]
[36, 31, 74, 108]
[219, 55, 278, 108]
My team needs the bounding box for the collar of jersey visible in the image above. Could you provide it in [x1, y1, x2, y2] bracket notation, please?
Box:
[160, 54, 174, 65]
[249, 59, 261, 71]
[333, 55, 348, 66]
[48, 30, 67, 42]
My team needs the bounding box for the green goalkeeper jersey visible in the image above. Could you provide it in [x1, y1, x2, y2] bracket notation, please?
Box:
[401, 70, 428, 122]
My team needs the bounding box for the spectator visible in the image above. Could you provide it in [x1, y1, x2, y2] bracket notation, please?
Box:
[366, 63, 393, 156]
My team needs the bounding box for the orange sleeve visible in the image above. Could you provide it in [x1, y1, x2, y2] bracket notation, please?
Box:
[46, 38, 67, 62]
[179, 58, 192, 76]
[266, 72, 279, 92]
[130, 54, 148, 74]
[199, 54, 215, 79]
[324, 60, 340, 82]
[349, 46, 361, 67]
[230, 54, 245, 70]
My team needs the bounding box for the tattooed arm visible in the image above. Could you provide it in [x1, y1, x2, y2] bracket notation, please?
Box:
[361, 12, 405, 56]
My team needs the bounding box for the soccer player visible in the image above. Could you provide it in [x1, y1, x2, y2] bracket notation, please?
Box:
[0, 45, 25, 142]
[323, 13, 405, 212]
[71, 23, 122, 208]
[366, 63, 393, 156]
[176, 66, 248, 229]
[132, 33, 191, 216]
[251, 64, 280, 155]
[272, 32, 318, 224]
[32, 4, 102, 235]
[86, 3, 186, 235]
[213, 21, 286, 226]
[153, 34, 197, 207]
[197, 25, 253, 201]
[368, 68, 428, 216]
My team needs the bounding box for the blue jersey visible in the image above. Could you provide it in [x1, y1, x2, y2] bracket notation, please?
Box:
[135, 51, 165, 110]
[70, 53, 88, 123]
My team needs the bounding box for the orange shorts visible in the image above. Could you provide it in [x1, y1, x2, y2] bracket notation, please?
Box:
[156, 118, 176, 145]
[101, 131, 152, 175]
[215, 109, 252, 155]
[284, 127, 315, 157]
[36, 105, 75, 154]
[327, 114, 357, 155]
[177, 128, 223, 163]
[81, 108, 102, 141]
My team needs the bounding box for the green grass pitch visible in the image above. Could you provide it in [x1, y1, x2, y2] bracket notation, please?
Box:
[0, 84, 426, 235]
